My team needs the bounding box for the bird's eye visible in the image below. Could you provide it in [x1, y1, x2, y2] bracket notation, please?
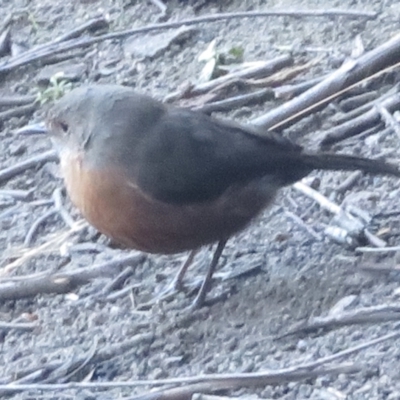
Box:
[59, 121, 69, 133]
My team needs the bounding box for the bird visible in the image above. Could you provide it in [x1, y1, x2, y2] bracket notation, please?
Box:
[28, 84, 400, 308]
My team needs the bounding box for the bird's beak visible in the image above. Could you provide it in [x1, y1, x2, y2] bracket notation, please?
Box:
[15, 122, 48, 136]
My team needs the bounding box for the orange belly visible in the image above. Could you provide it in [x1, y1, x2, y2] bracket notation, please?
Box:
[61, 153, 275, 254]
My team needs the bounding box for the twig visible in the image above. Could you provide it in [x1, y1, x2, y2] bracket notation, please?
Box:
[126, 365, 358, 400]
[0, 95, 36, 107]
[0, 10, 377, 75]
[0, 102, 37, 122]
[1, 330, 399, 396]
[193, 59, 321, 112]
[251, 33, 400, 130]
[274, 75, 326, 99]
[0, 365, 360, 394]
[284, 209, 322, 240]
[0, 321, 37, 332]
[339, 91, 378, 112]
[24, 209, 58, 247]
[105, 283, 141, 301]
[358, 263, 400, 272]
[0, 189, 34, 201]
[194, 88, 274, 114]
[0, 253, 144, 300]
[52, 188, 75, 228]
[0, 13, 13, 34]
[166, 56, 292, 102]
[320, 91, 400, 147]
[332, 86, 397, 125]
[53, 17, 109, 43]
[278, 304, 400, 337]
[100, 266, 135, 295]
[0, 150, 58, 184]
[44, 338, 98, 384]
[335, 171, 363, 194]
[246, 58, 322, 88]
[293, 181, 384, 247]
[0, 332, 154, 395]
[0, 219, 87, 276]
[150, 0, 167, 15]
[356, 245, 400, 253]
[376, 103, 400, 139]
[293, 181, 341, 214]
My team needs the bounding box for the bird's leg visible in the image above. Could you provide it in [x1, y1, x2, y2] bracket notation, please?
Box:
[191, 239, 227, 309]
[170, 248, 200, 291]
[139, 249, 200, 308]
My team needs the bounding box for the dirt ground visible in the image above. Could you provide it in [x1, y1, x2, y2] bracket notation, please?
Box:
[1, 0, 400, 399]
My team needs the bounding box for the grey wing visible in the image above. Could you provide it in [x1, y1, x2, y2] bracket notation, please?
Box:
[135, 108, 308, 205]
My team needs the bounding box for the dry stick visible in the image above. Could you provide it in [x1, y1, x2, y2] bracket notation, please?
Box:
[0, 189, 34, 201]
[0, 365, 360, 394]
[293, 181, 342, 215]
[279, 304, 400, 338]
[8, 369, 48, 386]
[356, 245, 400, 253]
[0, 253, 144, 301]
[335, 171, 363, 194]
[0, 321, 37, 332]
[1, 330, 399, 396]
[293, 181, 384, 247]
[195, 60, 322, 112]
[43, 338, 99, 384]
[191, 396, 236, 400]
[0, 219, 87, 276]
[358, 263, 400, 273]
[320, 92, 400, 147]
[24, 209, 57, 247]
[166, 56, 293, 102]
[106, 282, 141, 301]
[150, 0, 167, 15]
[0, 9, 376, 75]
[195, 88, 274, 114]
[339, 91, 378, 112]
[0, 150, 58, 185]
[247, 58, 322, 87]
[284, 209, 322, 240]
[52, 187, 76, 228]
[273, 75, 326, 99]
[332, 85, 398, 125]
[0, 95, 36, 107]
[376, 103, 400, 139]
[54, 16, 109, 43]
[0, 332, 154, 394]
[251, 33, 400, 130]
[100, 266, 135, 295]
[0, 13, 13, 34]
[0, 102, 37, 122]
[15, 17, 110, 63]
[127, 365, 358, 400]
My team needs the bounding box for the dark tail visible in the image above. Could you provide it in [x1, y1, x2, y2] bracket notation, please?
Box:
[300, 153, 400, 177]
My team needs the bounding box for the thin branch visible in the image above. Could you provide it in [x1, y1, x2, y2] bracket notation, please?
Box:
[0, 253, 144, 300]
[0, 10, 376, 75]
[0, 95, 36, 107]
[1, 330, 399, 396]
[24, 209, 58, 247]
[0, 321, 37, 332]
[0, 102, 37, 122]
[279, 304, 400, 337]
[0, 150, 58, 184]
[251, 34, 400, 130]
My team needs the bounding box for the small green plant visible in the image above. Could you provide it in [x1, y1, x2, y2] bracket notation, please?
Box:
[27, 12, 39, 33]
[36, 72, 72, 105]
